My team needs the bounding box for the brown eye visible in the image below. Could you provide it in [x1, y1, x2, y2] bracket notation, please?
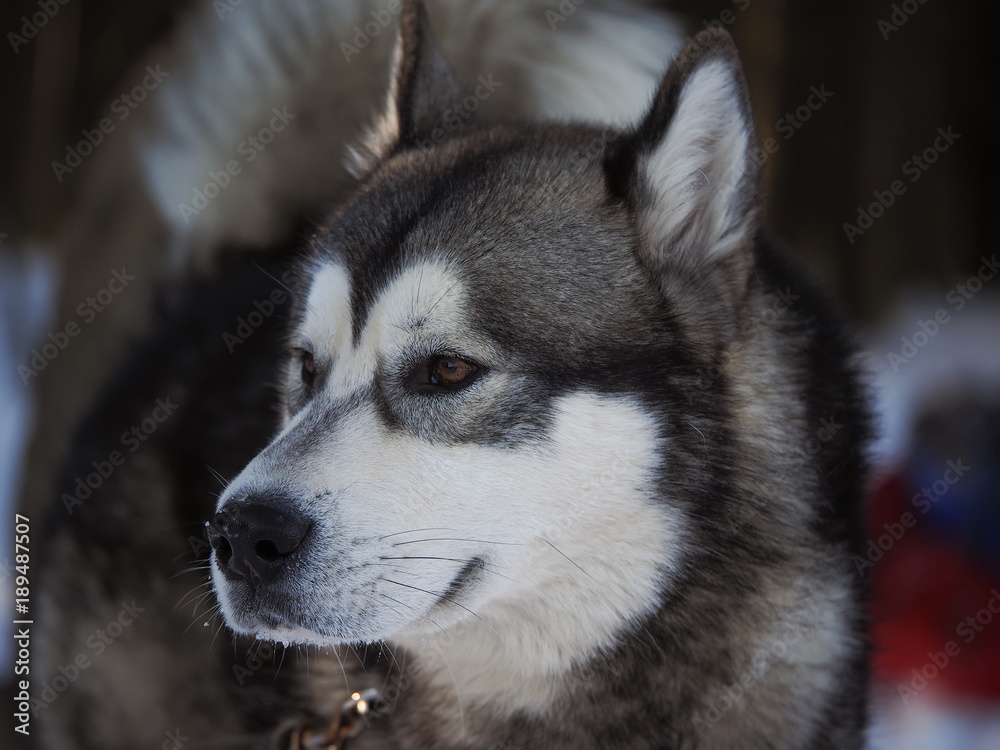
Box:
[300, 350, 316, 386]
[430, 357, 478, 387]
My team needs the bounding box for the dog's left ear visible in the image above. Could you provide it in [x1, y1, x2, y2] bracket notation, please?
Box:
[348, 0, 463, 176]
[607, 28, 761, 343]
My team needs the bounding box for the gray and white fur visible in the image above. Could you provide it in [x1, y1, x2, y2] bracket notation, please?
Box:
[206, 4, 872, 748]
[35, 2, 689, 749]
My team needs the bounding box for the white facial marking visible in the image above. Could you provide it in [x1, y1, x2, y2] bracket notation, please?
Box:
[302, 262, 353, 362]
[300, 259, 473, 395]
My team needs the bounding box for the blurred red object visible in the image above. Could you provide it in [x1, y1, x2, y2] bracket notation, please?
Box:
[868, 470, 1000, 704]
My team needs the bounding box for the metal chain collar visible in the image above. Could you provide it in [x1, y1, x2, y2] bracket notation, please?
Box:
[285, 688, 386, 750]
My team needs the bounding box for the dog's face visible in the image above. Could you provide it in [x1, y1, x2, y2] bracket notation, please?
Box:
[210, 3, 760, 649]
[211, 128, 684, 645]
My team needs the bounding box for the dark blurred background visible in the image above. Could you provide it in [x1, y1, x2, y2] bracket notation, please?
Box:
[1, 1, 998, 748]
[3, 0, 997, 318]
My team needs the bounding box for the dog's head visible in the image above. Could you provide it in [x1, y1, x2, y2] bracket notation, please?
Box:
[210, 1, 761, 647]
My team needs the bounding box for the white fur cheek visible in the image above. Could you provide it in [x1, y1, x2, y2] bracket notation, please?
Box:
[348, 393, 685, 714]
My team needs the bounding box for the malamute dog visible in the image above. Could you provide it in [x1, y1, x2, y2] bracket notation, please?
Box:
[205, 3, 872, 748]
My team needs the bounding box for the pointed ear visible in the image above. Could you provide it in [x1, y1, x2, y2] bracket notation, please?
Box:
[606, 28, 761, 342]
[348, 0, 463, 176]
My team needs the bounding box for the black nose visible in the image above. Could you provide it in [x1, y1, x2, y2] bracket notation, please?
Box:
[207, 498, 312, 585]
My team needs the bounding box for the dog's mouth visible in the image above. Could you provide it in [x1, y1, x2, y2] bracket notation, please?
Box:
[254, 609, 295, 631]
[437, 556, 486, 605]
[226, 600, 342, 645]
